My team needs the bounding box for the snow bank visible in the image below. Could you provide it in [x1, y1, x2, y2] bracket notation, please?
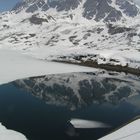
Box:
[70, 119, 110, 129]
[0, 49, 96, 85]
[0, 123, 27, 140]
[99, 118, 140, 140]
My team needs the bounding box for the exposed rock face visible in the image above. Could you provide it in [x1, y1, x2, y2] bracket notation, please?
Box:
[107, 24, 132, 35]
[48, 0, 82, 11]
[12, 0, 139, 22]
[13, 0, 82, 12]
[116, 0, 139, 17]
[29, 14, 48, 24]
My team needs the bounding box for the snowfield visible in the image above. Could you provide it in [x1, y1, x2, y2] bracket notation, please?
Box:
[0, 9, 140, 70]
[0, 49, 96, 85]
[0, 123, 27, 140]
[99, 118, 140, 140]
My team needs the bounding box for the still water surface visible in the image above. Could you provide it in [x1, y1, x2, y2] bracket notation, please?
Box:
[0, 72, 140, 140]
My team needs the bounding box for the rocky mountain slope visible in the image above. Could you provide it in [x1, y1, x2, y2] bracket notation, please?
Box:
[0, 0, 140, 73]
[13, 0, 139, 22]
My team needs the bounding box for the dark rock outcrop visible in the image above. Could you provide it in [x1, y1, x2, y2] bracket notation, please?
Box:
[12, 0, 139, 22]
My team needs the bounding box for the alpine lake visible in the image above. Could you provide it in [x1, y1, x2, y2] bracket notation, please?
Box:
[0, 71, 140, 140]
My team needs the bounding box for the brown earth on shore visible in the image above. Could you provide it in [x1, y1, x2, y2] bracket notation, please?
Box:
[53, 60, 140, 76]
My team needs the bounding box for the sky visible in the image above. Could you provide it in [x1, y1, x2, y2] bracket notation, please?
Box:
[0, 0, 22, 12]
[0, 0, 139, 12]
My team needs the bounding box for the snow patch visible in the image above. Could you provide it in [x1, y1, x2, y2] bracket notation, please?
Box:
[0, 49, 96, 85]
[99, 118, 140, 140]
[0, 123, 27, 140]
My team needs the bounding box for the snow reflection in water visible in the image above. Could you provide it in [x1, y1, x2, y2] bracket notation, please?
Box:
[0, 72, 139, 140]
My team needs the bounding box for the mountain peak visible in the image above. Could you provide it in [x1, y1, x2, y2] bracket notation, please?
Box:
[12, 0, 139, 22]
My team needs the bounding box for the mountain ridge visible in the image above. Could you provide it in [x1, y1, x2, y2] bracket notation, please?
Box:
[12, 0, 139, 22]
[0, 0, 140, 74]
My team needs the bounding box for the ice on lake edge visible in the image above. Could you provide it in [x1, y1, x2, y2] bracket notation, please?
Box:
[0, 123, 27, 140]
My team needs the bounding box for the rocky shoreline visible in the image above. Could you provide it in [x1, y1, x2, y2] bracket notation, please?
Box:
[53, 59, 140, 76]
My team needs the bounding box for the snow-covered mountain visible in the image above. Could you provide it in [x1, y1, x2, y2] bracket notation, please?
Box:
[13, 0, 139, 22]
[14, 72, 140, 110]
[0, 0, 140, 73]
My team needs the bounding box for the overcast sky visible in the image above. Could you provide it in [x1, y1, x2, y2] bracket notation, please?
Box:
[0, 0, 139, 12]
[0, 0, 22, 12]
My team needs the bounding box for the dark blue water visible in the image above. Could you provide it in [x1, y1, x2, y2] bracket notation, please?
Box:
[0, 73, 140, 140]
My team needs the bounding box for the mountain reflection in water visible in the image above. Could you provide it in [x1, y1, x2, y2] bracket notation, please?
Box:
[14, 72, 140, 110]
[0, 71, 139, 140]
